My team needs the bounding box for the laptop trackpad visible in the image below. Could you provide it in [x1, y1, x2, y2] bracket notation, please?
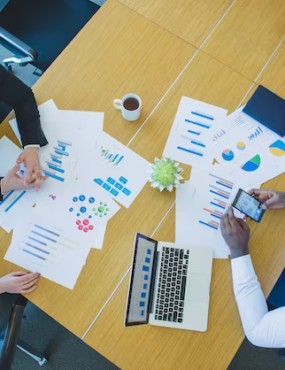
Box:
[186, 273, 210, 304]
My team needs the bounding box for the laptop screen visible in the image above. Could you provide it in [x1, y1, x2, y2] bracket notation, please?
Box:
[125, 233, 157, 326]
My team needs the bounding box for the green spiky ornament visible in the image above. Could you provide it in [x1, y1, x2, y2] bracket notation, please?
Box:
[149, 158, 183, 192]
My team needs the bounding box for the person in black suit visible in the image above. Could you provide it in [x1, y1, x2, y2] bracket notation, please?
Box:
[0, 65, 48, 293]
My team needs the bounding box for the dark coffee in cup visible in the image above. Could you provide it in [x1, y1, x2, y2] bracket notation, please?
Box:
[123, 97, 139, 111]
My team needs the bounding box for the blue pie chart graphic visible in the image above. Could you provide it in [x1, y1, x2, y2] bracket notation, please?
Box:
[222, 149, 234, 161]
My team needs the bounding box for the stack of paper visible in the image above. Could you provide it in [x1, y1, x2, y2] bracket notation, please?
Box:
[2, 99, 151, 289]
[165, 96, 285, 258]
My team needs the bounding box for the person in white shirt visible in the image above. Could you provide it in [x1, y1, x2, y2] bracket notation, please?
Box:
[220, 189, 285, 348]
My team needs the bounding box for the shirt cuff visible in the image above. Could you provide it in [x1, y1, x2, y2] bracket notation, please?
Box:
[24, 144, 40, 149]
[231, 254, 256, 282]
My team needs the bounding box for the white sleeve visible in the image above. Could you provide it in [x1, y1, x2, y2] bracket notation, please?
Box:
[232, 255, 285, 348]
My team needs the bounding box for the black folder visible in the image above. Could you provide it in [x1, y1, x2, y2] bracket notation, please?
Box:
[243, 85, 285, 137]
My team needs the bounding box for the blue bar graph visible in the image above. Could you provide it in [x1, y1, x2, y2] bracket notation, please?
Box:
[55, 150, 69, 156]
[210, 190, 229, 199]
[188, 130, 201, 135]
[0, 190, 14, 205]
[34, 224, 60, 236]
[211, 214, 221, 219]
[190, 140, 206, 147]
[29, 237, 47, 246]
[26, 243, 49, 255]
[23, 249, 46, 261]
[216, 181, 232, 189]
[177, 146, 203, 157]
[191, 111, 214, 120]
[52, 158, 62, 164]
[47, 164, 65, 174]
[210, 202, 225, 209]
[5, 191, 26, 212]
[43, 170, 65, 182]
[185, 119, 211, 129]
[199, 221, 218, 230]
[209, 173, 234, 186]
[32, 231, 56, 243]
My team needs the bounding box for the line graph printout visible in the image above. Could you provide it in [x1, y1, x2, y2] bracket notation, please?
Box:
[163, 96, 228, 170]
[176, 169, 241, 258]
[5, 215, 90, 289]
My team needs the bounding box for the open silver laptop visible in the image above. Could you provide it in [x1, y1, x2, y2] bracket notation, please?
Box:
[125, 233, 213, 332]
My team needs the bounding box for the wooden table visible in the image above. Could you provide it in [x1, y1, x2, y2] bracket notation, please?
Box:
[0, 0, 285, 369]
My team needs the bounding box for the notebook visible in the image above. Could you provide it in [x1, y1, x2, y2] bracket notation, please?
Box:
[243, 85, 285, 137]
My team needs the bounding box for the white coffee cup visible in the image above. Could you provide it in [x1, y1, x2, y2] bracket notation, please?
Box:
[113, 93, 142, 121]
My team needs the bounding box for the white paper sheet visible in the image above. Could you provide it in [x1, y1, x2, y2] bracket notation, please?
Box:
[0, 136, 22, 176]
[211, 108, 285, 188]
[163, 96, 228, 170]
[34, 182, 120, 248]
[5, 214, 91, 289]
[9, 99, 59, 146]
[0, 187, 42, 233]
[78, 131, 150, 208]
[176, 168, 243, 258]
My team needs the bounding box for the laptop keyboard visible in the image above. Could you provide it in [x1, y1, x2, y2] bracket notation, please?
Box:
[155, 247, 189, 323]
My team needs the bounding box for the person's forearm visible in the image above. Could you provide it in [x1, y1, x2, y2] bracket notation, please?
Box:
[0, 65, 48, 148]
[232, 255, 285, 348]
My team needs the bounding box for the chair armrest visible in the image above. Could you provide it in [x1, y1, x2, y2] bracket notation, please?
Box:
[0, 26, 38, 60]
[0, 295, 27, 370]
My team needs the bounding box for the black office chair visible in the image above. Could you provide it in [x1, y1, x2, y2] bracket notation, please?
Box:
[0, 0, 100, 72]
[0, 294, 48, 369]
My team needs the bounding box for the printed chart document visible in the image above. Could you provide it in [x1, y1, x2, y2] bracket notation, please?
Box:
[81, 131, 150, 208]
[5, 214, 91, 289]
[9, 99, 59, 146]
[0, 137, 41, 233]
[176, 168, 241, 258]
[35, 182, 120, 248]
[163, 96, 228, 170]
[212, 108, 285, 187]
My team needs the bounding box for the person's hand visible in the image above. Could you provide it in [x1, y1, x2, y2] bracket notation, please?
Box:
[248, 189, 285, 209]
[221, 207, 250, 259]
[0, 271, 40, 294]
[1, 164, 48, 193]
[16, 147, 46, 190]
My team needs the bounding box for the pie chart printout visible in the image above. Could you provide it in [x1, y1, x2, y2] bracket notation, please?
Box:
[269, 140, 285, 157]
[222, 149, 234, 161]
[241, 155, 261, 172]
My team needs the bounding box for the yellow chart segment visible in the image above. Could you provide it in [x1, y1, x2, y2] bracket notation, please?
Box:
[269, 147, 285, 156]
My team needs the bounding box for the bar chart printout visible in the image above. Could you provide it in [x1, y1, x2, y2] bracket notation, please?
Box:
[175, 168, 238, 258]
[43, 139, 72, 182]
[163, 96, 228, 170]
[5, 215, 90, 289]
[199, 173, 234, 231]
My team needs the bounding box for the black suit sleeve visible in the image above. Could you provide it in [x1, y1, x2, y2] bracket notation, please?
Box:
[0, 65, 48, 148]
